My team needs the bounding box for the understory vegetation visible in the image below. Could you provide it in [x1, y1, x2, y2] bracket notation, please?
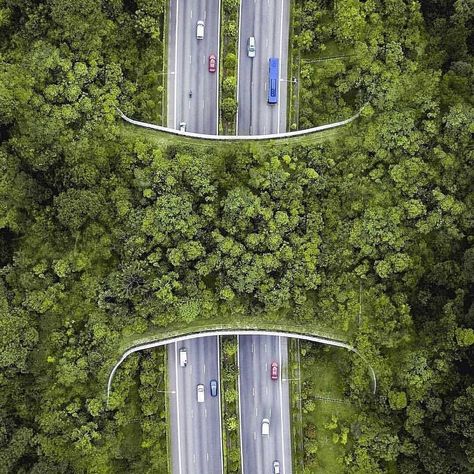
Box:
[0, 0, 473, 472]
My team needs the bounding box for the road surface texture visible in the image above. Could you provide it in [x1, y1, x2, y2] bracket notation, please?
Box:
[238, 335, 292, 474]
[236, 0, 290, 135]
[167, 0, 220, 133]
[168, 337, 223, 474]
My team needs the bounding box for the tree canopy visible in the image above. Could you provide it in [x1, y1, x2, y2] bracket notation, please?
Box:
[0, 0, 473, 472]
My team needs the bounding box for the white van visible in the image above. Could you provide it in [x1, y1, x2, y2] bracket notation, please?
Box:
[196, 21, 205, 39]
[197, 384, 205, 402]
[261, 418, 270, 436]
[179, 348, 187, 367]
[179, 122, 186, 132]
[247, 36, 256, 57]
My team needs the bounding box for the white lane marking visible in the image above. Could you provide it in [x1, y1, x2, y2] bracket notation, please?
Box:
[254, 432, 257, 440]
[251, 342, 255, 353]
[237, 336, 245, 474]
[255, 407, 258, 417]
[278, 336, 287, 472]
[189, 100, 191, 110]
[204, 9, 207, 19]
[216, 0, 222, 135]
[189, 54, 192, 65]
[265, 362, 268, 371]
[190, 9, 193, 18]
[203, 364, 206, 374]
[264, 344, 267, 353]
[217, 336, 224, 474]
[193, 453, 196, 464]
[252, 387, 255, 397]
[207, 452, 209, 462]
[270, 407, 272, 417]
[277, 0, 284, 133]
[174, 343, 183, 474]
[266, 386, 268, 396]
[173, 0, 179, 128]
[202, 100, 205, 110]
[235, 0, 244, 134]
[266, 38, 269, 48]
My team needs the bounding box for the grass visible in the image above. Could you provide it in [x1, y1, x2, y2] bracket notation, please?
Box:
[296, 342, 358, 473]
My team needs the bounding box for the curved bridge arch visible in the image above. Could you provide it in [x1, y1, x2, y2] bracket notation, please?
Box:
[107, 329, 376, 404]
[117, 107, 363, 141]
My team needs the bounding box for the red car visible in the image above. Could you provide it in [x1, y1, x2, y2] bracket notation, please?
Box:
[208, 54, 217, 73]
[271, 362, 279, 380]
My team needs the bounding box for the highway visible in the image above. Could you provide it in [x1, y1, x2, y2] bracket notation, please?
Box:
[167, 0, 220, 133]
[168, 337, 223, 474]
[238, 335, 292, 474]
[236, 0, 290, 135]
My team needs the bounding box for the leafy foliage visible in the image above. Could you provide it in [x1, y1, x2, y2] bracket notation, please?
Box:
[0, 0, 472, 472]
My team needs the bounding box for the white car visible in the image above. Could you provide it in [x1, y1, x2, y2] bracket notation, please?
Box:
[196, 20, 204, 39]
[273, 460, 280, 474]
[197, 384, 205, 403]
[179, 122, 186, 132]
[261, 418, 270, 436]
[247, 36, 256, 57]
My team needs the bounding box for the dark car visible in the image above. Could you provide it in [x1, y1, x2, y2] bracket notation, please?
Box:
[208, 54, 217, 73]
[271, 362, 278, 380]
[210, 379, 218, 397]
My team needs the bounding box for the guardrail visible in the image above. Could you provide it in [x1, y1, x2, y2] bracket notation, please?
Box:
[116, 107, 363, 141]
[106, 328, 377, 405]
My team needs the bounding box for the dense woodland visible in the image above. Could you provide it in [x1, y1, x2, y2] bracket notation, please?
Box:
[0, 0, 473, 472]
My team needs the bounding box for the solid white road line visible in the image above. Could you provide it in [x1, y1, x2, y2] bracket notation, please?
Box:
[277, 0, 284, 133]
[278, 337, 286, 473]
[175, 343, 183, 474]
[174, 0, 179, 129]
[216, 0, 221, 135]
[237, 336, 245, 474]
[217, 336, 224, 474]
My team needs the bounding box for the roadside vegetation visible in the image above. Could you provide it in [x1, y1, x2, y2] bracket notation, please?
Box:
[0, 0, 473, 472]
[220, 0, 240, 133]
[220, 336, 241, 473]
[296, 342, 358, 473]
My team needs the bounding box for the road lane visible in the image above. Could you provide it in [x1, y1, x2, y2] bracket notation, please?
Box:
[238, 335, 292, 474]
[236, 0, 290, 135]
[167, 0, 220, 133]
[168, 337, 223, 474]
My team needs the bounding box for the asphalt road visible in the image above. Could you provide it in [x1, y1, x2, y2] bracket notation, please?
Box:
[238, 335, 292, 474]
[236, 0, 290, 135]
[168, 337, 223, 474]
[167, 0, 220, 133]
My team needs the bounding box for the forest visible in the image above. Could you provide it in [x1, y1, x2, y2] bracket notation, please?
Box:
[0, 0, 473, 472]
